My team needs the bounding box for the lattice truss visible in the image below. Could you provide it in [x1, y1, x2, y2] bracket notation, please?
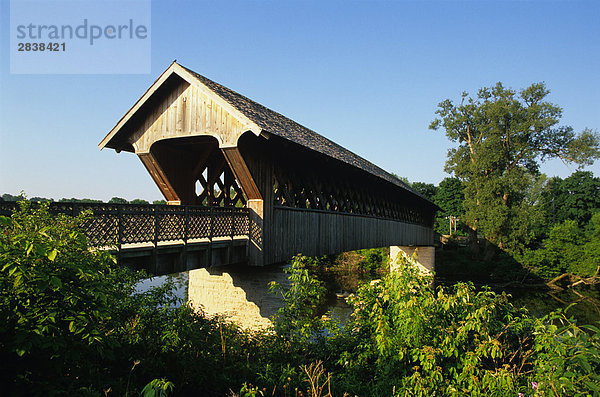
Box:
[194, 151, 246, 207]
[272, 163, 431, 226]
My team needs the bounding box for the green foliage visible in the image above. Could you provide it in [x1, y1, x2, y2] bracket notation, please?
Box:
[433, 177, 467, 235]
[430, 82, 600, 254]
[0, 201, 139, 393]
[542, 171, 600, 227]
[411, 182, 437, 200]
[532, 311, 600, 396]
[312, 248, 388, 293]
[434, 177, 465, 217]
[391, 173, 411, 186]
[269, 255, 327, 342]
[58, 197, 104, 203]
[1, 193, 23, 202]
[357, 248, 385, 277]
[130, 199, 150, 205]
[108, 197, 129, 204]
[337, 256, 534, 395]
[238, 382, 265, 397]
[140, 378, 175, 397]
[524, 213, 600, 278]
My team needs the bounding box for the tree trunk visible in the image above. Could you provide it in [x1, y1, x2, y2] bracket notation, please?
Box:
[468, 226, 480, 258]
[483, 240, 496, 262]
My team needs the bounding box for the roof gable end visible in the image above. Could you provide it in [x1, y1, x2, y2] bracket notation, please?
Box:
[98, 62, 261, 152]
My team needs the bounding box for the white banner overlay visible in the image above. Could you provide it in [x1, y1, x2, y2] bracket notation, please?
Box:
[10, 0, 151, 74]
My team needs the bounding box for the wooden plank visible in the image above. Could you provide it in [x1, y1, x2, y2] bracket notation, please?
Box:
[268, 206, 434, 261]
[125, 81, 252, 154]
[172, 63, 261, 136]
[221, 147, 262, 200]
[99, 61, 181, 150]
[138, 153, 179, 203]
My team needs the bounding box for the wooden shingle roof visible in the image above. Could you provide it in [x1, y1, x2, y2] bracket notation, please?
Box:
[178, 64, 426, 199]
[100, 61, 430, 202]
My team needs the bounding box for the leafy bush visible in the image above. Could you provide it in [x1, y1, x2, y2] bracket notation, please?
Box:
[0, 202, 259, 395]
[0, 201, 138, 393]
[532, 311, 600, 396]
[269, 255, 327, 343]
[332, 257, 534, 396]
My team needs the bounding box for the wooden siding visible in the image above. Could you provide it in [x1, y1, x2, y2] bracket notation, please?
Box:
[268, 207, 433, 264]
[129, 79, 249, 153]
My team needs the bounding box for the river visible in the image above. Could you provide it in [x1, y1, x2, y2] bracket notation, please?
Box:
[136, 270, 600, 326]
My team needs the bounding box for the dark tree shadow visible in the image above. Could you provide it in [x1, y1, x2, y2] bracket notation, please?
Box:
[434, 235, 546, 289]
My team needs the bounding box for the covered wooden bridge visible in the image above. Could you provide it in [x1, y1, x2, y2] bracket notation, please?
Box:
[99, 62, 437, 268]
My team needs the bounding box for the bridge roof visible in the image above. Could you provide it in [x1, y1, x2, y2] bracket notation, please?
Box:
[100, 61, 429, 202]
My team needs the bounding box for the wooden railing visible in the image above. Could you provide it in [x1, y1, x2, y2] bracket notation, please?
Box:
[0, 202, 250, 249]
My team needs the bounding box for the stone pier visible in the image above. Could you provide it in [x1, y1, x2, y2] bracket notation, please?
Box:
[187, 264, 288, 331]
[390, 246, 435, 275]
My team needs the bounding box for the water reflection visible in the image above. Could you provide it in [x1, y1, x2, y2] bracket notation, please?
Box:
[323, 296, 353, 323]
[135, 272, 189, 303]
[510, 285, 600, 325]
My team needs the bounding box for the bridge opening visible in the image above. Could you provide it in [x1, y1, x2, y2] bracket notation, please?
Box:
[147, 136, 247, 207]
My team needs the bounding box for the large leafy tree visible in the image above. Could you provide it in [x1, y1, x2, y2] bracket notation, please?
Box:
[430, 82, 599, 255]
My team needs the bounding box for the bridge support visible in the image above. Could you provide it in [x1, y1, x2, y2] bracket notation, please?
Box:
[390, 246, 435, 275]
[187, 264, 287, 330]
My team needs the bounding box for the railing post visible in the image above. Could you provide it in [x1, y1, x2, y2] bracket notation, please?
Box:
[117, 205, 123, 249]
[179, 205, 189, 272]
[246, 208, 250, 235]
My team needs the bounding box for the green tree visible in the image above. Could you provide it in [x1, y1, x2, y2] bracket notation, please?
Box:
[391, 173, 411, 186]
[1, 193, 23, 202]
[28, 196, 53, 203]
[130, 198, 150, 205]
[525, 212, 600, 278]
[269, 255, 327, 343]
[58, 197, 103, 203]
[434, 177, 464, 216]
[430, 82, 599, 256]
[411, 182, 437, 200]
[108, 197, 129, 204]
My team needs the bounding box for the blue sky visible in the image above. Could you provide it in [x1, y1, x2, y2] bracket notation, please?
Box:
[1, 0, 599, 201]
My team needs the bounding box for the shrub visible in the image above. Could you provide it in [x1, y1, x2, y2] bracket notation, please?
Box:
[0, 201, 139, 393]
[334, 256, 535, 395]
